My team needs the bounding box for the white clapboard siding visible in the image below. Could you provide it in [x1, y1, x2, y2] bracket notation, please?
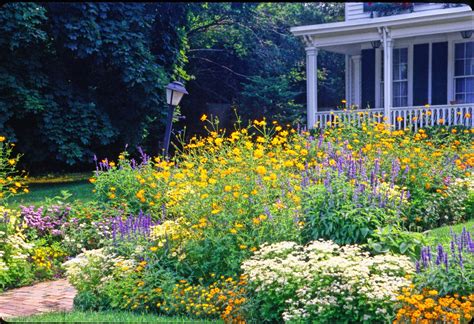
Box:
[345, 3, 470, 21]
[345, 3, 370, 21]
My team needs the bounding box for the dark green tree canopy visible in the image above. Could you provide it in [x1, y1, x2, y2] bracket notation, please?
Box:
[0, 2, 344, 172]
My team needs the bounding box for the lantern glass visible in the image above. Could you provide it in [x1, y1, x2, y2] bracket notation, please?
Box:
[166, 89, 185, 106]
[165, 81, 188, 106]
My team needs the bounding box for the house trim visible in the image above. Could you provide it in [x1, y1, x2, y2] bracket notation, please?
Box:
[291, 7, 472, 37]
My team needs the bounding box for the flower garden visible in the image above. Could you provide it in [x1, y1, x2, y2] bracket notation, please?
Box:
[1, 117, 474, 323]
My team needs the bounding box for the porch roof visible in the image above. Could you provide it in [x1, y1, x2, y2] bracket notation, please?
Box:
[290, 6, 473, 52]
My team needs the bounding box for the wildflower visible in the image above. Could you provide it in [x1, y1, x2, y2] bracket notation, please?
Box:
[256, 165, 267, 175]
[200, 114, 207, 121]
[0, 136, 5, 142]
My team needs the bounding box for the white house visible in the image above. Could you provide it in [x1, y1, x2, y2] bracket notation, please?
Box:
[291, 3, 474, 129]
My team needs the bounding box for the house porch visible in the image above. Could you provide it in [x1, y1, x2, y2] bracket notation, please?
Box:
[291, 5, 474, 129]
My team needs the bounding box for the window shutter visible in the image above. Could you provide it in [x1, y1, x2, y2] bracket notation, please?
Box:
[431, 42, 448, 105]
[361, 49, 375, 109]
[413, 43, 429, 106]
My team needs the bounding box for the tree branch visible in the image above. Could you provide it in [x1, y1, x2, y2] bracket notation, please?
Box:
[191, 56, 251, 80]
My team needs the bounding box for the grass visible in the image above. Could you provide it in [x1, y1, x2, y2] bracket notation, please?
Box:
[424, 219, 474, 246]
[7, 180, 94, 209]
[10, 310, 220, 323]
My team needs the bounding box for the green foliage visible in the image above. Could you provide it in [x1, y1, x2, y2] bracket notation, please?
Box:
[0, 3, 187, 167]
[0, 136, 27, 203]
[413, 228, 474, 296]
[184, 3, 345, 125]
[11, 310, 216, 323]
[302, 179, 400, 245]
[367, 225, 426, 259]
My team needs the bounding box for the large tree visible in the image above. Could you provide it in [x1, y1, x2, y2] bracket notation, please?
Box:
[0, 2, 345, 171]
[180, 2, 345, 130]
[0, 2, 187, 170]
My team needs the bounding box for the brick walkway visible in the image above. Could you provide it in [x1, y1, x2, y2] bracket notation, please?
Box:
[0, 279, 76, 319]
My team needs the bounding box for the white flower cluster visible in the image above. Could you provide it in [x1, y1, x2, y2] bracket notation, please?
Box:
[242, 239, 414, 322]
[63, 248, 130, 292]
[0, 207, 33, 276]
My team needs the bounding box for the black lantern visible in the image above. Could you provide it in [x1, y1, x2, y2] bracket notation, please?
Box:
[163, 81, 188, 158]
[461, 30, 473, 39]
[371, 40, 381, 49]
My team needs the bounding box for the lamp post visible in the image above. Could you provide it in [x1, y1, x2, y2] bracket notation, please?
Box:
[163, 81, 188, 158]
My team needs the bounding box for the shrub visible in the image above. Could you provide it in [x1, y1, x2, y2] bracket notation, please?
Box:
[242, 240, 414, 323]
[0, 206, 35, 290]
[91, 118, 307, 280]
[62, 248, 121, 294]
[62, 201, 125, 256]
[322, 121, 473, 231]
[301, 146, 407, 244]
[0, 136, 28, 203]
[413, 227, 474, 296]
[367, 225, 426, 259]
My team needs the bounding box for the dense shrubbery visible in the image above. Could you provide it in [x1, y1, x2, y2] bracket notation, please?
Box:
[0, 137, 27, 203]
[242, 240, 413, 323]
[1, 117, 473, 322]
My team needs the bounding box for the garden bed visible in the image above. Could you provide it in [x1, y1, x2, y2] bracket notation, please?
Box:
[1, 118, 473, 322]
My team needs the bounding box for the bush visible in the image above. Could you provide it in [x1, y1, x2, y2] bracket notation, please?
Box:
[91, 118, 307, 280]
[367, 225, 426, 259]
[413, 227, 474, 296]
[242, 240, 414, 323]
[0, 136, 28, 203]
[301, 153, 406, 244]
[0, 206, 35, 290]
[322, 121, 473, 231]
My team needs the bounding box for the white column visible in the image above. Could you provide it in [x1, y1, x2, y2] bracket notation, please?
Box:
[447, 39, 454, 103]
[306, 47, 318, 129]
[345, 55, 352, 105]
[352, 55, 361, 108]
[383, 29, 393, 125]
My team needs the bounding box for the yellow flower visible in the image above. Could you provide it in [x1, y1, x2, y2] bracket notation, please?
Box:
[256, 165, 267, 175]
[200, 114, 207, 121]
[0, 136, 5, 142]
[150, 246, 158, 252]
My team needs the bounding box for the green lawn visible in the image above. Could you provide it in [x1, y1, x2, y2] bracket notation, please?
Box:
[7, 180, 94, 208]
[424, 219, 474, 247]
[10, 311, 219, 323]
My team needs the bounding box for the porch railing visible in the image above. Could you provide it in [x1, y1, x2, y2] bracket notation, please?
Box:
[314, 104, 473, 129]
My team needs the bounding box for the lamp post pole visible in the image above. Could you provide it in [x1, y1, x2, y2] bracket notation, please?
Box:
[162, 98, 174, 159]
[163, 81, 188, 159]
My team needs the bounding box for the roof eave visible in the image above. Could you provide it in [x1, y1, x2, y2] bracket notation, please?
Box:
[290, 7, 473, 37]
